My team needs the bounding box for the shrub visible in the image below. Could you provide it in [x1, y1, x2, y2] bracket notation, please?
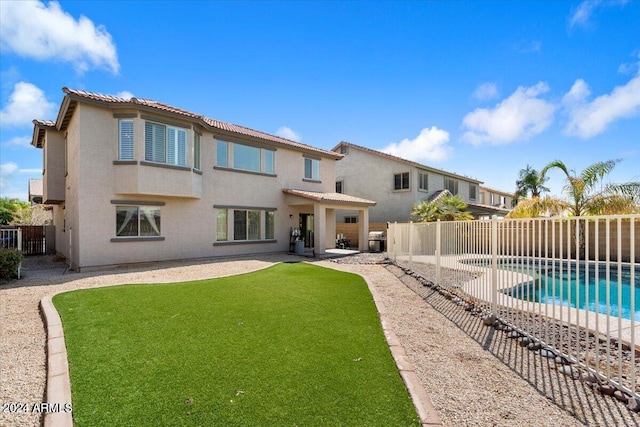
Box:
[0, 248, 23, 280]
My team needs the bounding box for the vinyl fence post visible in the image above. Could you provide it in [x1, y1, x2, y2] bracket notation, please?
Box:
[17, 228, 22, 252]
[408, 221, 413, 271]
[393, 222, 397, 262]
[491, 215, 498, 315]
[436, 219, 441, 285]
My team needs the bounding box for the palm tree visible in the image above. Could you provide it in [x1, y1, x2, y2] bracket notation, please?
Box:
[506, 196, 569, 218]
[540, 159, 640, 217]
[411, 200, 441, 222]
[514, 165, 550, 201]
[439, 194, 474, 221]
[539, 159, 640, 259]
[411, 194, 474, 222]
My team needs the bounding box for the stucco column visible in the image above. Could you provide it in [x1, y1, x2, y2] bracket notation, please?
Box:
[358, 208, 369, 252]
[313, 203, 326, 255]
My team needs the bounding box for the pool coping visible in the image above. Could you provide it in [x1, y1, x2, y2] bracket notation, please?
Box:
[398, 254, 639, 349]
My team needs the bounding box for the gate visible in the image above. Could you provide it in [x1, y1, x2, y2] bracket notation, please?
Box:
[19, 226, 46, 255]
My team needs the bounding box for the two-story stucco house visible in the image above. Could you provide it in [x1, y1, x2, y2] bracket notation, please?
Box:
[31, 88, 375, 271]
[332, 142, 510, 223]
[479, 186, 514, 210]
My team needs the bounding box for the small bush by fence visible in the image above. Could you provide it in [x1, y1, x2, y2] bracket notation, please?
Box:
[0, 248, 23, 280]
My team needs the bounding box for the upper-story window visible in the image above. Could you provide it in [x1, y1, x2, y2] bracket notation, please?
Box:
[469, 184, 477, 201]
[145, 121, 186, 166]
[444, 177, 458, 195]
[418, 171, 428, 191]
[336, 181, 344, 193]
[118, 120, 134, 160]
[216, 140, 275, 174]
[304, 157, 320, 181]
[193, 132, 201, 170]
[394, 172, 409, 190]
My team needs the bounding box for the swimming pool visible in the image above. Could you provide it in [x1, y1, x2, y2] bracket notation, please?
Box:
[461, 259, 640, 321]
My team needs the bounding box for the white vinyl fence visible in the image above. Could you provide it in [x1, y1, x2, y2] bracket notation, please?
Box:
[388, 215, 639, 400]
[0, 228, 21, 251]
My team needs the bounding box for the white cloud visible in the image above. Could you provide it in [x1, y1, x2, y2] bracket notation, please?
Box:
[0, 162, 19, 192]
[511, 40, 542, 54]
[2, 136, 33, 149]
[276, 126, 301, 142]
[0, 162, 42, 200]
[382, 127, 452, 163]
[462, 82, 555, 145]
[473, 82, 499, 101]
[618, 51, 640, 75]
[0, 0, 119, 74]
[569, 0, 629, 29]
[562, 74, 640, 138]
[115, 91, 134, 100]
[0, 82, 57, 127]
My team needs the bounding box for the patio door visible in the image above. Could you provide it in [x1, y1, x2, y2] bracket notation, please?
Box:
[299, 214, 314, 248]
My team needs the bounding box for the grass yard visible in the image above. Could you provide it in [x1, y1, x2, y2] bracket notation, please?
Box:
[53, 262, 420, 426]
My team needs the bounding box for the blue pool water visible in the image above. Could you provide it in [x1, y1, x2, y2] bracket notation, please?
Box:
[461, 259, 640, 321]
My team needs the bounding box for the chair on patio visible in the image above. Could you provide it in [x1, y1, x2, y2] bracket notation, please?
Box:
[336, 234, 350, 249]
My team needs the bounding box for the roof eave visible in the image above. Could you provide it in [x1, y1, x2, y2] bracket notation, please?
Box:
[337, 141, 484, 184]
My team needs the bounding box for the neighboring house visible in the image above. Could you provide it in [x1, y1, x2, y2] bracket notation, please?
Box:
[332, 142, 487, 222]
[31, 88, 374, 271]
[476, 186, 514, 218]
[28, 179, 43, 204]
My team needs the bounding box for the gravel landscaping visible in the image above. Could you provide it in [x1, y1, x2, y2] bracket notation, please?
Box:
[1, 252, 637, 426]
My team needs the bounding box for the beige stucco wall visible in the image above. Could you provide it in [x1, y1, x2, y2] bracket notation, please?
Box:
[335, 146, 479, 223]
[479, 188, 514, 208]
[42, 132, 65, 203]
[51, 103, 340, 269]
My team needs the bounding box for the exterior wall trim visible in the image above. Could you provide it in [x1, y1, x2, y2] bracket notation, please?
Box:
[213, 204, 278, 211]
[140, 114, 192, 129]
[110, 236, 166, 242]
[140, 161, 191, 172]
[213, 166, 277, 178]
[111, 199, 166, 206]
[213, 239, 277, 246]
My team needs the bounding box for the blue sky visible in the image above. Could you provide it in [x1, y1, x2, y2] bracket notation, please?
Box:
[1, 0, 639, 202]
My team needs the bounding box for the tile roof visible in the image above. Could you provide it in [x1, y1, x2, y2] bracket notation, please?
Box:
[58, 88, 341, 159]
[32, 119, 56, 127]
[282, 188, 376, 206]
[479, 185, 515, 197]
[332, 141, 483, 184]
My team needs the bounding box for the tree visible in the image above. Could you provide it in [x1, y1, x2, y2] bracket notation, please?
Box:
[540, 159, 640, 217]
[506, 196, 569, 218]
[0, 198, 30, 225]
[412, 194, 474, 222]
[410, 199, 440, 222]
[514, 165, 550, 201]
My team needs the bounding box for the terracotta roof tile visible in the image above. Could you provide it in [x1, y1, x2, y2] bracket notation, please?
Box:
[61, 88, 340, 159]
[333, 141, 483, 184]
[32, 119, 56, 127]
[283, 188, 376, 206]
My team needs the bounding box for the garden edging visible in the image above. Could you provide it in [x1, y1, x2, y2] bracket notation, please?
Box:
[40, 294, 73, 427]
[365, 277, 443, 426]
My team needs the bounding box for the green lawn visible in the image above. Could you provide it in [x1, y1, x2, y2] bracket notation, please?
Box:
[53, 262, 420, 426]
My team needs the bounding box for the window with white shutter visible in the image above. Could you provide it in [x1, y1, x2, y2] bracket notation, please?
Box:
[119, 120, 134, 160]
